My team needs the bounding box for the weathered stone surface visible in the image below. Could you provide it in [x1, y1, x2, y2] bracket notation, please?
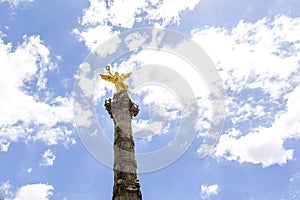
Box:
[105, 94, 139, 119]
[105, 90, 142, 200]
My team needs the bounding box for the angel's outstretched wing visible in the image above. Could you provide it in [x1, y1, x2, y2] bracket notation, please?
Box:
[100, 74, 115, 83]
[120, 72, 132, 80]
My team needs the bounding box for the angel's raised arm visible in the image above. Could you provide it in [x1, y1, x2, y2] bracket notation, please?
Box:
[106, 65, 113, 76]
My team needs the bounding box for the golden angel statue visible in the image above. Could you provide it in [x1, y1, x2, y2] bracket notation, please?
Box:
[100, 65, 132, 92]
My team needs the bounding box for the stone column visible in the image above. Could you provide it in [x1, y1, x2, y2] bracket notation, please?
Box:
[105, 90, 142, 200]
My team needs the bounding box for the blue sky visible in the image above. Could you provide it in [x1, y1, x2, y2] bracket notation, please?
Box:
[1, 0, 300, 199]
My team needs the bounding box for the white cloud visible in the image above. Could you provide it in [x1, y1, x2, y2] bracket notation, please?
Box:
[75, 0, 201, 51]
[201, 184, 219, 199]
[96, 35, 121, 57]
[40, 149, 56, 167]
[136, 84, 181, 110]
[289, 172, 300, 182]
[192, 15, 300, 97]
[282, 172, 300, 199]
[73, 101, 93, 128]
[34, 127, 75, 146]
[73, 25, 120, 55]
[0, 0, 34, 6]
[108, 0, 147, 28]
[13, 183, 53, 200]
[76, 62, 101, 99]
[0, 181, 12, 197]
[214, 85, 300, 167]
[144, 0, 200, 27]
[79, 0, 200, 28]
[26, 168, 33, 174]
[215, 128, 294, 167]
[192, 15, 300, 166]
[0, 35, 74, 152]
[133, 119, 164, 141]
[0, 140, 10, 153]
[131, 82, 181, 141]
[125, 32, 148, 51]
[119, 49, 210, 99]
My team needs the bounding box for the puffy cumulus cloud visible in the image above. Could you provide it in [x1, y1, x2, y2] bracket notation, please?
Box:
[1, 182, 54, 200]
[201, 184, 219, 199]
[74, 0, 200, 52]
[13, 183, 53, 200]
[192, 15, 300, 96]
[214, 85, 300, 167]
[73, 25, 119, 56]
[40, 149, 56, 167]
[215, 128, 294, 167]
[0, 35, 74, 152]
[193, 15, 300, 167]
